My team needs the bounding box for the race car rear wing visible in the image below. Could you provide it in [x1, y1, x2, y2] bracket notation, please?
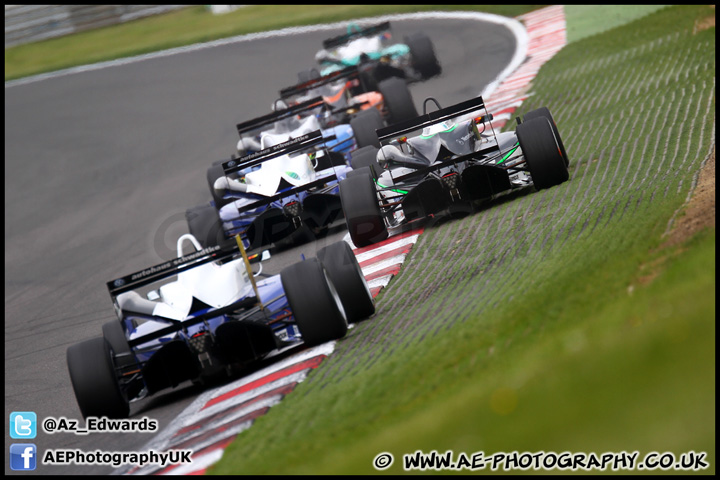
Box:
[236, 96, 326, 137]
[222, 130, 339, 215]
[107, 242, 238, 297]
[223, 129, 332, 175]
[322, 21, 391, 50]
[376, 96, 491, 144]
[107, 234, 270, 344]
[279, 65, 361, 100]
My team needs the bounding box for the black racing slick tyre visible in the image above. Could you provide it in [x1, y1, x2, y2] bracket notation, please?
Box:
[524, 107, 569, 167]
[339, 167, 388, 247]
[349, 145, 382, 177]
[102, 321, 134, 370]
[378, 77, 418, 125]
[281, 258, 348, 346]
[516, 117, 569, 190]
[207, 164, 234, 209]
[67, 337, 130, 419]
[350, 108, 384, 149]
[186, 203, 225, 248]
[406, 33, 442, 79]
[317, 241, 375, 323]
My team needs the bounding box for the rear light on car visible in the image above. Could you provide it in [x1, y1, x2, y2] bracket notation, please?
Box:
[442, 172, 460, 189]
[188, 331, 211, 355]
[473, 114, 493, 124]
[283, 200, 302, 217]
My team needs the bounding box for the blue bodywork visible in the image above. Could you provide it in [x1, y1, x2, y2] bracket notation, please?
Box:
[218, 124, 355, 250]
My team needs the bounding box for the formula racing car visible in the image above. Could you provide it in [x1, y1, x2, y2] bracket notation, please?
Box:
[338, 96, 570, 247]
[313, 21, 441, 83]
[67, 234, 374, 419]
[189, 130, 353, 251]
[281, 64, 419, 131]
[232, 95, 382, 162]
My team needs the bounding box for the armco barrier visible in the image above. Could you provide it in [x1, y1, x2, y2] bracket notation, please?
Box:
[4, 5, 190, 48]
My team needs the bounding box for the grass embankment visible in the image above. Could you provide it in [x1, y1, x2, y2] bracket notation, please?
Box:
[210, 4, 715, 474]
[4, 5, 536, 82]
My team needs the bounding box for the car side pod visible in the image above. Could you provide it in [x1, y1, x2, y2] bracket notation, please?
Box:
[515, 117, 569, 190]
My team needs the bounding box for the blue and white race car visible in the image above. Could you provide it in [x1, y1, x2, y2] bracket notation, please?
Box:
[189, 130, 360, 251]
[67, 234, 374, 419]
[233, 96, 366, 160]
[313, 21, 441, 83]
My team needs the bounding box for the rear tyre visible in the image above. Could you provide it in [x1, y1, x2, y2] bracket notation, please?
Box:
[67, 337, 129, 419]
[350, 108, 384, 149]
[317, 241, 375, 322]
[102, 321, 134, 370]
[357, 64, 379, 93]
[186, 203, 225, 248]
[281, 258, 348, 346]
[207, 164, 234, 209]
[524, 107, 569, 167]
[378, 77, 418, 124]
[516, 117, 569, 190]
[339, 167, 388, 247]
[406, 33, 442, 79]
[349, 145, 381, 177]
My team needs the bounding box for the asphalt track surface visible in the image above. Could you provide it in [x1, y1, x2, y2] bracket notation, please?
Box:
[5, 17, 517, 475]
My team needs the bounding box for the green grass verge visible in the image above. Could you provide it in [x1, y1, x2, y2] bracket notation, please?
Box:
[208, 4, 715, 475]
[564, 5, 671, 43]
[4, 5, 538, 82]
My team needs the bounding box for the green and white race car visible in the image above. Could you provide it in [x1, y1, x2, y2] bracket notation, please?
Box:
[338, 96, 570, 247]
[311, 21, 441, 86]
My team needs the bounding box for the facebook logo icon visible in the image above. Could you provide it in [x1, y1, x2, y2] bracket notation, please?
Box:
[10, 444, 37, 471]
[10, 412, 37, 439]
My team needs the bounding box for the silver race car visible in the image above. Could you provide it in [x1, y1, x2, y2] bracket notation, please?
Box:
[338, 96, 570, 247]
